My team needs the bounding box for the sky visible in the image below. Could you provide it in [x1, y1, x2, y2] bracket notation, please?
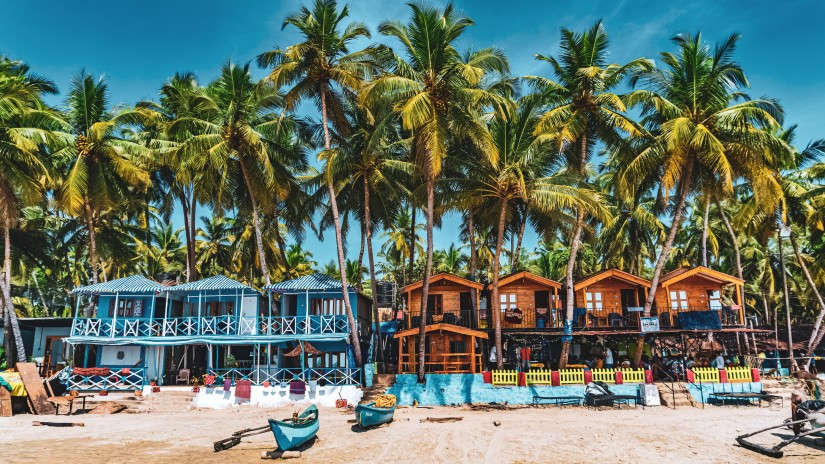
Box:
[2, 0, 824, 267]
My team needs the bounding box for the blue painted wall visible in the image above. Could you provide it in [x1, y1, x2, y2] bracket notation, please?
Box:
[684, 382, 763, 403]
[386, 374, 642, 406]
[95, 293, 157, 319]
[281, 290, 359, 320]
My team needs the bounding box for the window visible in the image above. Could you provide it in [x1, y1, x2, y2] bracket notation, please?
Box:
[499, 293, 517, 313]
[670, 290, 688, 310]
[108, 299, 144, 317]
[427, 294, 443, 315]
[585, 292, 603, 310]
[707, 290, 722, 310]
[311, 298, 344, 315]
[449, 340, 466, 353]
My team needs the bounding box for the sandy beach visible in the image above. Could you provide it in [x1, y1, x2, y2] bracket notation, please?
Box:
[2, 402, 823, 464]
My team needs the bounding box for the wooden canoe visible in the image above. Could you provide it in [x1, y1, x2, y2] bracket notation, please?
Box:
[355, 401, 396, 428]
[268, 404, 318, 451]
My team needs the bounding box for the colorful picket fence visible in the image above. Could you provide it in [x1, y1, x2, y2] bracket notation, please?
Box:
[491, 370, 518, 386]
[591, 368, 616, 383]
[724, 367, 752, 383]
[620, 368, 645, 383]
[691, 367, 720, 383]
[558, 369, 585, 385]
[525, 369, 553, 385]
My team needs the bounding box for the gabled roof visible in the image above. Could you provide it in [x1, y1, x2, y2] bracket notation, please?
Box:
[264, 273, 357, 293]
[71, 275, 165, 295]
[403, 272, 484, 293]
[394, 323, 488, 339]
[574, 268, 651, 291]
[165, 275, 259, 294]
[660, 266, 744, 286]
[497, 271, 562, 289]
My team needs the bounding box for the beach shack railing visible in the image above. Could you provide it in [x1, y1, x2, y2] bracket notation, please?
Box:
[67, 367, 145, 391]
[690, 367, 720, 383]
[208, 367, 361, 386]
[492, 370, 518, 386]
[620, 368, 645, 383]
[525, 369, 553, 385]
[558, 369, 585, 385]
[725, 367, 752, 383]
[591, 368, 616, 383]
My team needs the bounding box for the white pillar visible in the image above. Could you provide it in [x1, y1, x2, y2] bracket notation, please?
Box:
[305, 289, 310, 334]
[111, 291, 120, 338]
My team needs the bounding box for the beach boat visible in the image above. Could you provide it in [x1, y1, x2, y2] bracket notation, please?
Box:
[355, 401, 396, 428]
[268, 404, 319, 451]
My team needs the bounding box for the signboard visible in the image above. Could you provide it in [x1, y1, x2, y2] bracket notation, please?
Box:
[640, 317, 660, 333]
[626, 306, 644, 312]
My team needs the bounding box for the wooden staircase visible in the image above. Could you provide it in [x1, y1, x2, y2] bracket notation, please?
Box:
[655, 382, 697, 408]
[360, 374, 396, 404]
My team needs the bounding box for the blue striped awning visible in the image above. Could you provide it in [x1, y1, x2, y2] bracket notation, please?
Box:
[264, 273, 355, 293]
[71, 275, 165, 295]
[165, 275, 259, 294]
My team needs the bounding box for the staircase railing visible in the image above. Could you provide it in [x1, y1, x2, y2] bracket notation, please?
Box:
[652, 364, 677, 410]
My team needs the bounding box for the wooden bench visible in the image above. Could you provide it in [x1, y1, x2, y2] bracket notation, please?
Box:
[708, 392, 783, 408]
[48, 395, 92, 415]
[532, 395, 583, 406]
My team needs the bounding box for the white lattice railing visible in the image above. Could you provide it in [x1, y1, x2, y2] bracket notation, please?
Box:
[72, 314, 349, 338]
[206, 367, 361, 386]
[66, 367, 145, 391]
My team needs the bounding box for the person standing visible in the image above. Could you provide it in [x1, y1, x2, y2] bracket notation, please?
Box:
[714, 353, 725, 369]
[605, 346, 614, 369]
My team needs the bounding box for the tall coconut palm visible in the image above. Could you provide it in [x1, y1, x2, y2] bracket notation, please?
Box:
[259, 0, 381, 365]
[622, 33, 785, 366]
[363, 2, 509, 380]
[0, 56, 64, 363]
[167, 62, 300, 287]
[528, 21, 651, 367]
[451, 94, 610, 368]
[58, 71, 151, 287]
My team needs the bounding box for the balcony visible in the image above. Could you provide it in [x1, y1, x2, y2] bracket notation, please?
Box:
[70, 315, 350, 339]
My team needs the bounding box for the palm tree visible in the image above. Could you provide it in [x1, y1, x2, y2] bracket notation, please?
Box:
[259, 0, 380, 365]
[622, 33, 785, 366]
[528, 21, 651, 367]
[196, 216, 235, 276]
[363, 3, 509, 380]
[58, 71, 151, 286]
[0, 56, 64, 363]
[167, 62, 298, 287]
[435, 243, 467, 275]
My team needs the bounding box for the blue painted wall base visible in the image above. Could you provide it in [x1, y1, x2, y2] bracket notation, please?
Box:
[684, 382, 763, 404]
[386, 374, 641, 406]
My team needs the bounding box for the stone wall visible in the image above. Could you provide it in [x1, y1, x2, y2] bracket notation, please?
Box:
[386, 374, 642, 406]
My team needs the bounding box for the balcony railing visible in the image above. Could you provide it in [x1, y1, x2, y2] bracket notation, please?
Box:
[205, 367, 361, 386]
[398, 353, 482, 374]
[67, 367, 146, 391]
[71, 315, 350, 338]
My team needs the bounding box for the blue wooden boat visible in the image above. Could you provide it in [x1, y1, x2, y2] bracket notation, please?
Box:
[268, 404, 319, 451]
[355, 401, 396, 428]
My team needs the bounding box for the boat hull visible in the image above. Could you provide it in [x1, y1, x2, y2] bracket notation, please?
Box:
[268, 405, 319, 451]
[355, 402, 396, 428]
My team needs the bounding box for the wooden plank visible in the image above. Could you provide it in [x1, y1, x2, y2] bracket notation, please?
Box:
[88, 402, 127, 415]
[32, 421, 85, 427]
[0, 388, 12, 417]
[16, 362, 55, 415]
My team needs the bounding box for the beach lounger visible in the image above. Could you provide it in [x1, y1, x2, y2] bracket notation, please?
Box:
[532, 395, 583, 406]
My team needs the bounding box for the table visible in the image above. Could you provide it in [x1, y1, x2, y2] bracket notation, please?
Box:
[708, 392, 783, 408]
[48, 394, 93, 415]
[533, 395, 583, 406]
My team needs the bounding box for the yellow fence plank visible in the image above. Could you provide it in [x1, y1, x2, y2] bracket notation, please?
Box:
[725, 367, 752, 383]
[591, 368, 616, 383]
[619, 368, 645, 383]
[558, 369, 584, 385]
[691, 367, 720, 383]
[525, 369, 553, 385]
[491, 370, 518, 386]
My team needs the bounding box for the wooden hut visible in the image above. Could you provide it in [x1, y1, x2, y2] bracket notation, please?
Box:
[394, 324, 487, 373]
[573, 269, 651, 328]
[655, 266, 745, 328]
[492, 271, 562, 329]
[403, 273, 483, 329]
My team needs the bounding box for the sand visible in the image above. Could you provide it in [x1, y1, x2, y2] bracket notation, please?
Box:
[1, 403, 823, 463]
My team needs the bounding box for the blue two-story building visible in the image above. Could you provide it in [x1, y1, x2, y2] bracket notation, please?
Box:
[66, 273, 370, 393]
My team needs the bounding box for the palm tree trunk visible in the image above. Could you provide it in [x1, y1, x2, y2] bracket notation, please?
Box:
[320, 84, 362, 366]
[189, 195, 198, 281]
[633, 159, 695, 367]
[408, 202, 416, 283]
[491, 199, 508, 369]
[467, 209, 478, 317]
[179, 191, 193, 282]
[84, 203, 99, 284]
[701, 199, 710, 267]
[560, 210, 585, 368]
[2, 222, 26, 363]
[715, 199, 745, 313]
[512, 204, 528, 272]
[357, 212, 366, 288]
[272, 195, 291, 279]
[789, 234, 825, 365]
[364, 178, 384, 365]
[237, 157, 271, 287]
[417, 172, 435, 382]
[32, 270, 49, 315]
[778, 230, 798, 372]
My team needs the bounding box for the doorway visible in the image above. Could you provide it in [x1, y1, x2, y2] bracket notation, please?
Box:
[42, 336, 65, 376]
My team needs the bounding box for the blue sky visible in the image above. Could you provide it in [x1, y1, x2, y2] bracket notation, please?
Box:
[2, 0, 823, 267]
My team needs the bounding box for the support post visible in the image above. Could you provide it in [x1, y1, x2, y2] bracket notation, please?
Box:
[267, 292, 273, 335]
[111, 291, 120, 338]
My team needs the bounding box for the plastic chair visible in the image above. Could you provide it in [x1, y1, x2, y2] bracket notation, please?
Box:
[176, 368, 190, 385]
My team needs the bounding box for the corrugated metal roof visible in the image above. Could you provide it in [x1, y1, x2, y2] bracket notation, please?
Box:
[165, 275, 259, 293]
[264, 273, 354, 292]
[71, 275, 164, 295]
